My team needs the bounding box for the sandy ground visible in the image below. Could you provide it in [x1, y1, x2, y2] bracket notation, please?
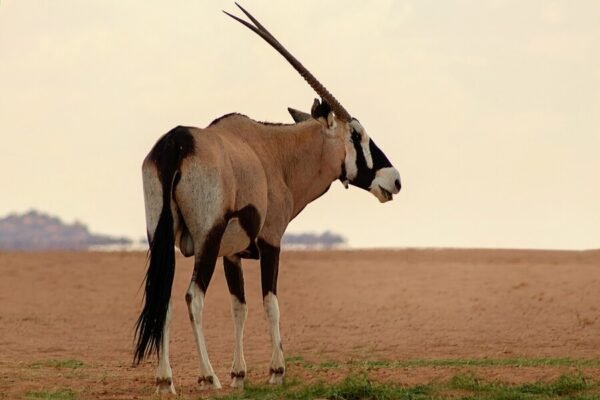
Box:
[0, 249, 599, 398]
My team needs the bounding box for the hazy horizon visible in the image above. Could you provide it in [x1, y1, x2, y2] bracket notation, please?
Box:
[1, 1, 598, 250]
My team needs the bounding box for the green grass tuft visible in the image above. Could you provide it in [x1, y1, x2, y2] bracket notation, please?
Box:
[449, 372, 594, 399]
[212, 372, 598, 400]
[284, 356, 600, 371]
[214, 375, 431, 400]
[25, 389, 77, 400]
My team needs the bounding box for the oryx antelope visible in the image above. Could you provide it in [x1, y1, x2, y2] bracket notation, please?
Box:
[134, 3, 401, 394]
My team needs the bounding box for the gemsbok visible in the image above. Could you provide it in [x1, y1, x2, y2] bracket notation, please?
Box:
[134, 3, 401, 394]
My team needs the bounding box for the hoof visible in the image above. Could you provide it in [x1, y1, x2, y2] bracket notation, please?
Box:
[268, 367, 284, 385]
[155, 377, 176, 395]
[198, 375, 222, 390]
[230, 371, 246, 388]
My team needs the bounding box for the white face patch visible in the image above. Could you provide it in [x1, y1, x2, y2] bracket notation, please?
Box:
[369, 167, 401, 203]
[344, 120, 373, 181]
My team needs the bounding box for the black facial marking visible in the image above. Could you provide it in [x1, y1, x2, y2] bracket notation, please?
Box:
[193, 221, 227, 293]
[258, 239, 280, 298]
[224, 256, 246, 304]
[350, 130, 375, 190]
[369, 139, 393, 170]
[339, 161, 347, 183]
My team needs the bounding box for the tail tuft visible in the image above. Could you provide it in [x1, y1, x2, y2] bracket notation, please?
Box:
[134, 204, 176, 364]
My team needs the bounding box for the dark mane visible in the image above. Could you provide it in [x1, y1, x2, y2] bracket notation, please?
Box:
[208, 112, 296, 127]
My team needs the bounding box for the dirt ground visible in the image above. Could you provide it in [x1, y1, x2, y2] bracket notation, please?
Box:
[1, 249, 599, 398]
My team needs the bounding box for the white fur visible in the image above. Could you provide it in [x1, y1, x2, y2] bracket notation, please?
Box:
[155, 302, 176, 394]
[186, 282, 222, 389]
[350, 120, 373, 168]
[142, 162, 163, 243]
[263, 292, 285, 384]
[369, 167, 401, 203]
[230, 296, 248, 388]
[344, 120, 375, 180]
[344, 142, 358, 182]
[175, 164, 224, 253]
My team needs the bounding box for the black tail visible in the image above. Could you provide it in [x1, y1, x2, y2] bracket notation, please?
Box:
[134, 126, 195, 364]
[133, 192, 176, 364]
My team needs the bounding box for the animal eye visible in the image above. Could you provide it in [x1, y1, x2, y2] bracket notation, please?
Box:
[351, 131, 361, 142]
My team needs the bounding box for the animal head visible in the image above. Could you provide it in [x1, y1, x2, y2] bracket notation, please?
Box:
[226, 3, 401, 203]
[288, 99, 400, 202]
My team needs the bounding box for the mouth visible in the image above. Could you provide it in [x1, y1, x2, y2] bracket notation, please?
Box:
[378, 185, 393, 202]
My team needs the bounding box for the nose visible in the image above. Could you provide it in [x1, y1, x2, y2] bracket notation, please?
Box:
[394, 178, 401, 192]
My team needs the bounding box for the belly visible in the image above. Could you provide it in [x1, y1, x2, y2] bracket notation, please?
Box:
[218, 218, 251, 257]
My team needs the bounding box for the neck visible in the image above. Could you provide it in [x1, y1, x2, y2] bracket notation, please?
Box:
[276, 121, 344, 218]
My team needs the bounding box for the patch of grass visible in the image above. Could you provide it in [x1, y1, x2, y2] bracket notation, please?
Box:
[319, 361, 341, 370]
[215, 375, 431, 400]
[521, 373, 589, 396]
[448, 372, 595, 399]
[352, 357, 600, 369]
[285, 356, 600, 371]
[30, 359, 84, 370]
[25, 389, 77, 400]
[212, 372, 599, 400]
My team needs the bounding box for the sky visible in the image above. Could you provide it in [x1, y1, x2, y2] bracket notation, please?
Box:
[0, 1, 598, 249]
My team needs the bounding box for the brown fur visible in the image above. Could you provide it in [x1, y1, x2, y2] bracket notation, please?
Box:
[144, 113, 347, 253]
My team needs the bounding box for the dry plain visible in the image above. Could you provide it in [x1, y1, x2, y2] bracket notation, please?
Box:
[0, 249, 599, 399]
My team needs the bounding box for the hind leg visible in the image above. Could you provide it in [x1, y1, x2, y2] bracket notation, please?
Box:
[224, 255, 247, 388]
[258, 239, 285, 384]
[155, 301, 176, 394]
[185, 225, 226, 390]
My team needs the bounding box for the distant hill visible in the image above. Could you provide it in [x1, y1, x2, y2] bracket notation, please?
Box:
[282, 231, 346, 248]
[0, 210, 345, 251]
[0, 210, 132, 250]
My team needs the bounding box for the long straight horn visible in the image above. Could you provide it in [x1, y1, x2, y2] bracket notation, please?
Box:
[224, 3, 353, 122]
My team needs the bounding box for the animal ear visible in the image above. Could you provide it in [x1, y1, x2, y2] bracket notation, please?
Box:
[326, 111, 336, 130]
[310, 98, 332, 120]
[287, 107, 311, 123]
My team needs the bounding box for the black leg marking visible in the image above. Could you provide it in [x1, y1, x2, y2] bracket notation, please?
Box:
[269, 367, 285, 375]
[226, 205, 262, 259]
[258, 239, 280, 298]
[230, 371, 246, 379]
[239, 241, 260, 259]
[156, 377, 173, 385]
[193, 222, 227, 293]
[185, 292, 194, 321]
[198, 376, 214, 385]
[224, 256, 246, 304]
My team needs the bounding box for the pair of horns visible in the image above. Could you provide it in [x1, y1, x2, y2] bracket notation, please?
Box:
[224, 3, 352, 122]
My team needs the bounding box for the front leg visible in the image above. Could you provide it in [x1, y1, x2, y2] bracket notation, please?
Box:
[258, 239, 285, 384]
